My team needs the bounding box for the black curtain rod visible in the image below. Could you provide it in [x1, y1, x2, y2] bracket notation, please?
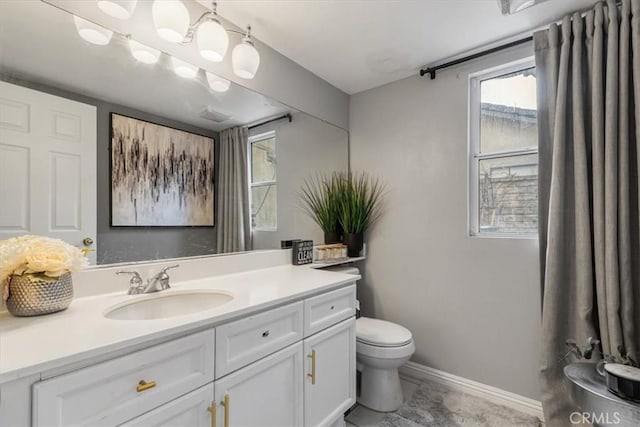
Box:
[419, 36, 533, 80]
[419, 0, 624, 80]
[248, 113, 292, 130]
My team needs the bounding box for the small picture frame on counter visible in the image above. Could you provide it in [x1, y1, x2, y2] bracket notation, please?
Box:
[292, 240, 314, 265]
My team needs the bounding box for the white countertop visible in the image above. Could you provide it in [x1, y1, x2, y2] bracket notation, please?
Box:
[0, 265, 359, 384]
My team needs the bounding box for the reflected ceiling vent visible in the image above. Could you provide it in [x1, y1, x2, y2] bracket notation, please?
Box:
[199, 106, 232, 122]
[498, 0, 549, 15]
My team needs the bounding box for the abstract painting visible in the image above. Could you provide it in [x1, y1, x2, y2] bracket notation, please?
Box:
[110, 113, 214, 226]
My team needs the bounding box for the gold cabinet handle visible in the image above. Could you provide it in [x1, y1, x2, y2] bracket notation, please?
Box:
[207, 400, 217, 427]
[136, 380, 157, 392]
[307, 350, 316, 385]
[221, 394, 230, 427]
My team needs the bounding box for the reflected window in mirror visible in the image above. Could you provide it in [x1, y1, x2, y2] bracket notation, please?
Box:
[249, 131, 277, 230]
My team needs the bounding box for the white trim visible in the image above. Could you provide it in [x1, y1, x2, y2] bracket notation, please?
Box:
[248, 130, 278, 232]
[468, 57, 538, 238]
[248, 129, 276, 144]
[399, 361, 545, 423]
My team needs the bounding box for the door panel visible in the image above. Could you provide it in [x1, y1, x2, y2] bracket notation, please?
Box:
[304, 317, 356, 427]
[50, 152, 81, 230]
[0, 81, 96, 262]
[0, 144, 29, 231]
[214, 342, 303, 427]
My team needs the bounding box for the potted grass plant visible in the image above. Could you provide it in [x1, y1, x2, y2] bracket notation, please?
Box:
[300, 172, 346, 244]
[338, 172, 384, 257]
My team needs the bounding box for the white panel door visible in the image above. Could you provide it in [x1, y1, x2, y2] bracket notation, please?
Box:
[0, 81, 97, 262]
[213, 342, 303, 427]
[120, 383, 214, 427]
[304, 317, 356, 427]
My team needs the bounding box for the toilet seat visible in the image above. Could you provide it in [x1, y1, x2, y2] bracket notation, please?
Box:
[356, 317, 413, 347]
[357, 339, 415, 359]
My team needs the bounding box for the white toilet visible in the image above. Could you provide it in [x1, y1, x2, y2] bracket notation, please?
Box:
[327, 266, 415, 412]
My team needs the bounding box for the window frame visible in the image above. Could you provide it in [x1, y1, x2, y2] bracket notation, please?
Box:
[468, 57, 538, 238]
[248, 130, 277, 231]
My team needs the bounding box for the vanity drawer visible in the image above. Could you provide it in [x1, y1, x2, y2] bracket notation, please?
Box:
[304, 285, 356, 337]
[215, 301, 303, 378]
[32, 329, 215, 427]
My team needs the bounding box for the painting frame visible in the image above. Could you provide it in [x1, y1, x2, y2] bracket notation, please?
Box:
[109, 112, 215, 227]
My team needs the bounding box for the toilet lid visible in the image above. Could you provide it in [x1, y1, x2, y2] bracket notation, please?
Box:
[356, 317, 413, 347]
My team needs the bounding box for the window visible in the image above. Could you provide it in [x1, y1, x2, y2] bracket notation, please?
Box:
[249, 131, 277, 230]
[469, 60, 538, 236]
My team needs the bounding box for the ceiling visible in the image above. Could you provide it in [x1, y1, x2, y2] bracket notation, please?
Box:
[214, 0, 601, 94]
[0, 1, 290, 131]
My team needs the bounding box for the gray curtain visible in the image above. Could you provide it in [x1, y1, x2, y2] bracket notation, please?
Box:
[216, 126, 252, 253]
[535, 0, 640, 425]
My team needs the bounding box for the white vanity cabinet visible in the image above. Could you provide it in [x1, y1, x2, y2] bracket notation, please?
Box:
[303, 318, 356, 427]
[212, 342, 304, 426]
[210, 284, 356, 427]
[20, 283, 356, 427]
[303, 286, 357, 427]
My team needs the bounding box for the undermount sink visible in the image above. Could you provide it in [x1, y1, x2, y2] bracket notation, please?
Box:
[104, 290, 234, 320]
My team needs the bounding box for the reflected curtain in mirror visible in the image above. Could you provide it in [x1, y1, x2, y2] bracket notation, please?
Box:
[217, 126, 252, 253]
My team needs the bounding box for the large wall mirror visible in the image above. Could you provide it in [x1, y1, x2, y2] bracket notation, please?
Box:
[0, 1, 348, 265]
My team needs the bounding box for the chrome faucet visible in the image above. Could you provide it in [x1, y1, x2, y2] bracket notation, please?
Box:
[116, 264, 180, 295]
[116, 271, 145, 295]
[143, 265, 179, 293]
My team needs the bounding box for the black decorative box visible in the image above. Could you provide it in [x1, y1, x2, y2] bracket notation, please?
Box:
[292, 240, 314, 265]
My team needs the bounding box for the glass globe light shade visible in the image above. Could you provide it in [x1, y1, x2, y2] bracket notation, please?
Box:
[206, 72, 230, 92]
[232, 40, 260, 79]
[197, 19, 228, 62]
[129, 39, 160, 64]
[73, 16, 113, 45]
[152, 0, 190, 43]
[171, 57, 198, 79]
[97, 0, 137, 20]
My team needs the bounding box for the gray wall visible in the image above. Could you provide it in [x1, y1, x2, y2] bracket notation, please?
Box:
[1, 75, 219, 264]
[349, 44, 542, 400]
[238, 34, 350, 131]
[250, 112, 349, 250]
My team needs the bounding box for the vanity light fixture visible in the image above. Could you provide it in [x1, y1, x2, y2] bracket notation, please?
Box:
[73, 16, 113, 45]
[206, 71, 230, 92]
[150, 1, 260, 77]
[97, 0, 137, 20]
[152, 0, 190, 43]
[72, 0, 260, 79]
[232, 26, 260, 80]
[129, 39, 161, 64]
[171, 57, 198, 78]
[195, 2, 228, 62]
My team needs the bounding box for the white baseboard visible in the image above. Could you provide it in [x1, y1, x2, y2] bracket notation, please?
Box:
[399, 361, 545, 423]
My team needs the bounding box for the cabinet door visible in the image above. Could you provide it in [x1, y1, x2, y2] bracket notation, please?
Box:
[120, 383, 214, 427]
[213, 342, 303, 427]
[304, 317, 356, 427]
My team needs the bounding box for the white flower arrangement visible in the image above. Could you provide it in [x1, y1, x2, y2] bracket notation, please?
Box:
[0, 235, 89, 301]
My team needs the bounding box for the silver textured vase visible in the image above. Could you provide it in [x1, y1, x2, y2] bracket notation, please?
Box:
[6, 272, 73, 316]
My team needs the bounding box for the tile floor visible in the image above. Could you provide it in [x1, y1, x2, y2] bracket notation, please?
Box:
[345, 375, 421, 427]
